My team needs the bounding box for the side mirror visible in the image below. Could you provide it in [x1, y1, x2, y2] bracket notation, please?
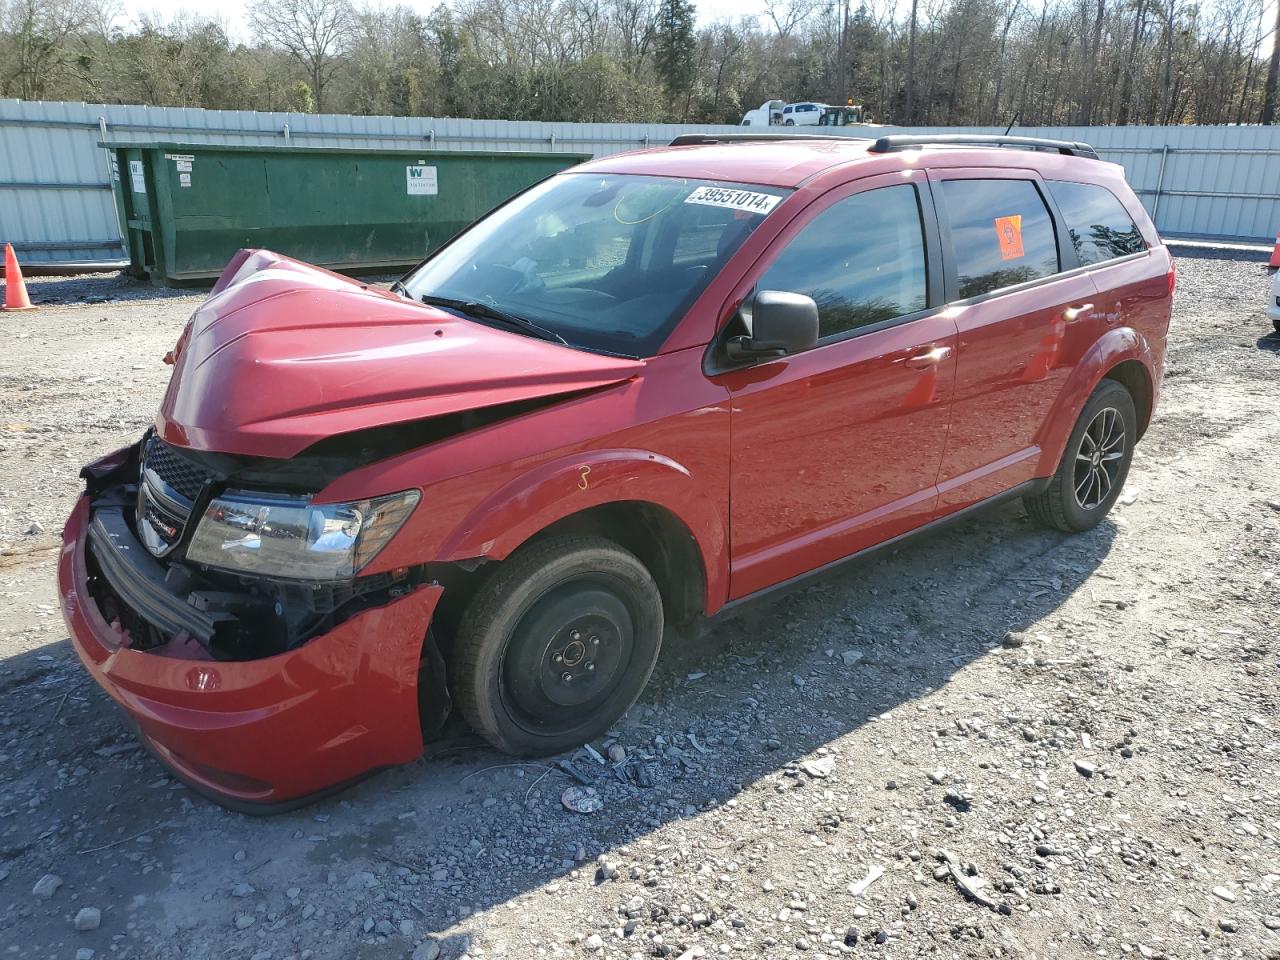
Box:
[726, 290, 819, 362]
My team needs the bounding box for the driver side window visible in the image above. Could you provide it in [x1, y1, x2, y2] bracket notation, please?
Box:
[759, 184, 928, 340]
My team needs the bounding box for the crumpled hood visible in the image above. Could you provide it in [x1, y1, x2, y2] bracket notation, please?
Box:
[156, 249, 644, 458]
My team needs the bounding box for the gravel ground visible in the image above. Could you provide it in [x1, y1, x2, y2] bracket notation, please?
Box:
[0, 254, 1277, 960]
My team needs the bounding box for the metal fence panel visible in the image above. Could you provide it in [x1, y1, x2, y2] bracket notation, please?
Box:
[4, 99, 1280, 266]
[887, 123, 1280, 241]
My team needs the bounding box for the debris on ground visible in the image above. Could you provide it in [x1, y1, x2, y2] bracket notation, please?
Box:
[560, 785, 603, 814]
[846, 864, 885, 897]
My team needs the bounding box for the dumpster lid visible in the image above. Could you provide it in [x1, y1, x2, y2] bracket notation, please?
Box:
[99, 140, 590, 161]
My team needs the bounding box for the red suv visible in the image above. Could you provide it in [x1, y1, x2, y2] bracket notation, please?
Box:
[60, 134, 1173, 810]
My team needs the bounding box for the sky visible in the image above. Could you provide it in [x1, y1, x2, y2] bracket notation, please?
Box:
[117, 0, 792, 42]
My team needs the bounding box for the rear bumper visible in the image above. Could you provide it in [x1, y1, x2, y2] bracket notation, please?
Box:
[59, 494, 442, 811]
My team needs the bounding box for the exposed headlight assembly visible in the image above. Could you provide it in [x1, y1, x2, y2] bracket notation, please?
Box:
[185, 489, 420, 581]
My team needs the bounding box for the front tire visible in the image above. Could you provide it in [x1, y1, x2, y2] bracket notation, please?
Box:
[450, 536, 664, 755]
[1024, 379, 1136, 533]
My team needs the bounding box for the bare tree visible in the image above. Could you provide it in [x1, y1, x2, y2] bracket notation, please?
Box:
[1, 0, 1275, 127]
[764, 0, 821, 39]
[904, 0, 919, 120]
[1261, 0, 1280, 121]
[1, 0, 93, 99]
[247, 0, 353, 112]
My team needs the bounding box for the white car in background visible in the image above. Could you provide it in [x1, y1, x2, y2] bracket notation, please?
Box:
[781, 102, 827, 125]
[1268, 268, 1280, 333]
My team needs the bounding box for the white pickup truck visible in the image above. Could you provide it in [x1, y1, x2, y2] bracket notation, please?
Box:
[741, 100, 872, 128]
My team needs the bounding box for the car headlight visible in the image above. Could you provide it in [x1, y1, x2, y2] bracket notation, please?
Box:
[184, 489, 420, 581]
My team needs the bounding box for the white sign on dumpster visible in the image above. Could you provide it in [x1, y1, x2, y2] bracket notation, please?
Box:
[129, 160, 146, 194]
[406, 164, 438, 196]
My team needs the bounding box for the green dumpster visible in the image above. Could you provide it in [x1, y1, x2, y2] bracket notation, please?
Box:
[102, 141, 590, 286]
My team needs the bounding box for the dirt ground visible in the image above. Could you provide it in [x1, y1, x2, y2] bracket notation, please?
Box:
[0, 252, 1277, 960]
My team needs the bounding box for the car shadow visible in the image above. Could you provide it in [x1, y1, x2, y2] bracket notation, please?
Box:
[1256, 330, 1280, 353]
[0, 499, 1116, 955]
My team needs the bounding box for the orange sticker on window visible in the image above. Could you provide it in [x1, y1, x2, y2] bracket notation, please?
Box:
[994, 215, 1024, 260]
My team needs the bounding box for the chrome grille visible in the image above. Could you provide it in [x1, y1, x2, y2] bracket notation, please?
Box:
[137, 437, 216, 557]
[143, 437, 213, 501]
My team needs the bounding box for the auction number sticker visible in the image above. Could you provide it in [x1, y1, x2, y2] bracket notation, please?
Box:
[406, 164, 438, 196]
[994, 214, 1025, 260]
[684, 186, 781, 216]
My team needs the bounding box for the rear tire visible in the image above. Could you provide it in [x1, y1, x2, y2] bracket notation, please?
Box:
[450, 536, 663, 755]
[1273, 318, 1280, 334]
[1024, 379, 1136, 533]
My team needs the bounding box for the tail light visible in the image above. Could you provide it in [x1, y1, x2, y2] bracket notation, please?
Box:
[1166, 261, 1176, 295]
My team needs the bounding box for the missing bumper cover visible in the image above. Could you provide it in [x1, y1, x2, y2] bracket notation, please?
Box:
[88, 506, 235, 644]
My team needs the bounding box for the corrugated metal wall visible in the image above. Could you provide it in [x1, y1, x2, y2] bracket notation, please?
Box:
[3, 98, 1279, 266]
[909, 123, 1280, 241]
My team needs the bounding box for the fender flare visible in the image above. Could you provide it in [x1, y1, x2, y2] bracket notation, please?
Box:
[1034, 326, 1157, 476]
[436, 449, 730, 614]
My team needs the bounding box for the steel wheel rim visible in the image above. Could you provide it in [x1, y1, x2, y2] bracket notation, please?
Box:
[500, 579, 636, 737]
[1073, 406, 1125, 510]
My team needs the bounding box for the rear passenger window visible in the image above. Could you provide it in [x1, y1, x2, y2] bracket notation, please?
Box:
[758, 184, 928, 339]
[939, 179, 1059, 299]
[1046, 180, 1146, 265]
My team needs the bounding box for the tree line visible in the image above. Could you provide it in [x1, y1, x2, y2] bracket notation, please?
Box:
[2, 0, 1279, 126]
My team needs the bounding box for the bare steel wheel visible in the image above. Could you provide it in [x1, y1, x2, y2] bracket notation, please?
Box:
[1073, 406, 1126, 510]
[1024, 379, 1136, 533]
[450, 536, 663, 755]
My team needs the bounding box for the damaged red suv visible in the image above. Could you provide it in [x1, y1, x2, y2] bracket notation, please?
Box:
[60, 134, 1173, 810]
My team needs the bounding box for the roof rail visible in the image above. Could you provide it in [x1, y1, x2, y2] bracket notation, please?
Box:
[868, 134, 1099, 160]
[668, 133, 861, 147]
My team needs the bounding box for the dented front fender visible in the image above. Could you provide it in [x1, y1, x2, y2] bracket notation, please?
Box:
[436, 449, 730, 611]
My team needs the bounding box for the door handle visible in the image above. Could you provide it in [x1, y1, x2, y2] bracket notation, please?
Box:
[903, 345, 952, 369]
[1064, 302, 1095, 322]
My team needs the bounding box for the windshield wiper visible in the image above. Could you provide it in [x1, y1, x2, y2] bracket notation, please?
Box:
[419, 294, 568, 345]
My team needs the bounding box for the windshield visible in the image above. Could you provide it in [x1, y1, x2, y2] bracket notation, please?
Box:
[402, 173, 791, 356]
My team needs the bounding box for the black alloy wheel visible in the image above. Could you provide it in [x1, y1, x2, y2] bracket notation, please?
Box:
[1024, 378, 1136, 533]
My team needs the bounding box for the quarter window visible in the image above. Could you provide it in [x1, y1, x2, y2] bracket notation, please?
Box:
[939, 179, 1059, 299]
[1046, 180, 1146, 265]
[758, 184, 929, 339]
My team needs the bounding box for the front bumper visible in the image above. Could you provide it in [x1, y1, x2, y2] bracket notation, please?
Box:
[59, 493, 443, 811]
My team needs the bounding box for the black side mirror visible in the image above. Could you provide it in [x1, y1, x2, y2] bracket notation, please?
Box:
[726, 289, 819, 362]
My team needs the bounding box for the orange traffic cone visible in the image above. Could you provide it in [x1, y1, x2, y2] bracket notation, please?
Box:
[3, 243, 36, 311]
[1270, 232, 1280, 270]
